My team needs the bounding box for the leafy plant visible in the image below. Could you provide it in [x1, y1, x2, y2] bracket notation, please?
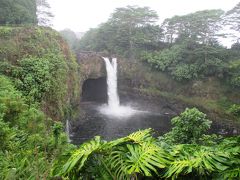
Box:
[228, 104, 240, 117]
[54, 129, 172, 179]
[53, 129, 240, 180]
[163, 108, 212, 144]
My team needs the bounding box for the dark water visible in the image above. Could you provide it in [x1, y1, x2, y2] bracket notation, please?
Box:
[69, 102, 237, 145]
[70, 102, 172, 144]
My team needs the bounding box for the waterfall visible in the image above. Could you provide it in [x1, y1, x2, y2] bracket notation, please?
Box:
[99, 57, 136, 118]
[103, 57, 120, 109]
[66, 119, 71, 142]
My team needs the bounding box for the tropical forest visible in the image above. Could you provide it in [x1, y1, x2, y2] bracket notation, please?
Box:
[0, 0, 240, 179]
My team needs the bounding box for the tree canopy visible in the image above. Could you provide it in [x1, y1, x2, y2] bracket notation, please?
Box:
[0, 0, 37, 25]
[36, 0, 54, 26]
[78, 6, 163, 58]
[224, 2, 240, 32]
[0, 0, 53, 26]
[161, 9, 224, 45]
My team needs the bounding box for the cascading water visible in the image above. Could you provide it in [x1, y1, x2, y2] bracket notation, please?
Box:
[103, 57, 120, 109]
[66, 119, 71, 142]
[99, 57, 137, 118]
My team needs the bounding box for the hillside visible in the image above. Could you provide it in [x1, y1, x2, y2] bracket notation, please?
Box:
[0, 26, 80, 120]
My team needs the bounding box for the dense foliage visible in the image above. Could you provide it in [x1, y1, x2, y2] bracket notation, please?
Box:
[52, 112, 240, 179]
[0, 26, 80, 120]
[0, 2, 239, 180]
[0, 0, 53, 26]
[229, 104, 240, 118]
[77, 4, 240, 88]
[78, 6, 163, 58]
[140, 41, 232, 81]
[0, 0, 37, 25]
[162, 108, 212, 144]
[161, 9, 224, 44]
[60, 29, 79, 50]
[0, 75, 75, 179]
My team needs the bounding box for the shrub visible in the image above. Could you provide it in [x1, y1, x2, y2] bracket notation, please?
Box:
[163, 108, 212, 144]
[228, 104, 240, 117]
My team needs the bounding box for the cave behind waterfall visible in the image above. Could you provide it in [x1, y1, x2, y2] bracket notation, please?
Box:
[81, 77, 107, 103]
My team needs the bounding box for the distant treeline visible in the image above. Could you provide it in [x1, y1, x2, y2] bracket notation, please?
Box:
[61, 4, 240, 87]
[0, 0, 53, 26]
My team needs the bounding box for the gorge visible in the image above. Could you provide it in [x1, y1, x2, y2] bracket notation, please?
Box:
[69, 54, 239, 144]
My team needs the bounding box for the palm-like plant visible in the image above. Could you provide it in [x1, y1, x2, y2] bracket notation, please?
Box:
[164, 145, 231, 179]
[53, 129, 240, 180]
[55, 129, 172, 179]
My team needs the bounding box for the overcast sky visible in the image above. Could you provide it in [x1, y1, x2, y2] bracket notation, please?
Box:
[48, 0, 239, 32]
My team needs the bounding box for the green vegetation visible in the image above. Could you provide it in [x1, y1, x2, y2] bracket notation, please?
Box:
[0, 1, 239, 179]
[0, 0, 37, 25]
[140, 41, 230, 81]
[52, 109, 240, 179]
[0, 75, 75, 179]
[77, 5, 240, 88]
[162, 108, 212, 144]
[78, 6, 162, 58]
[60, 29, 79, 50]
[0, 26, 79, 178]
[0, 26, 80, 120]
[0, 0, 53, 26]
[229, 104, 240, 118]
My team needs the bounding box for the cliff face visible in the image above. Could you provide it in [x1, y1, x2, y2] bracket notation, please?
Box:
[77, 52, 106, 83]
[117, 59, 240, 132]
[73, 52, 239, 132]
[76, 52, 107, 103]
[0, 26, 80, 120]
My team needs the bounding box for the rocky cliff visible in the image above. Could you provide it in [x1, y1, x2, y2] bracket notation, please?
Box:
[75, 52, 239, 133]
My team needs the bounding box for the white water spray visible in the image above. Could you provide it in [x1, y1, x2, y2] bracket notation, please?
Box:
[99, 57, 137, 118]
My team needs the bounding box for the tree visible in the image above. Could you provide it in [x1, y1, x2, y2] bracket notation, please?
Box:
[78, 6, 162, 58]
[224, 2, 240, 32]
[108, 6, 160, 57]
[36, 0, 54, 26]
[140, 40, 228, 81]
[0, 0, 37, 25]
[161, 10, 224, 45]
[60, 29, 78, 50]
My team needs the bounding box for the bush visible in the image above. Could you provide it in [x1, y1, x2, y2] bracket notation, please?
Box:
[0, 75, 72, 179]
[163, 108, 212, 144]
[140, 41, 228, 81]
[228, 59, 240, 87]
[228, 104, 240, 117]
